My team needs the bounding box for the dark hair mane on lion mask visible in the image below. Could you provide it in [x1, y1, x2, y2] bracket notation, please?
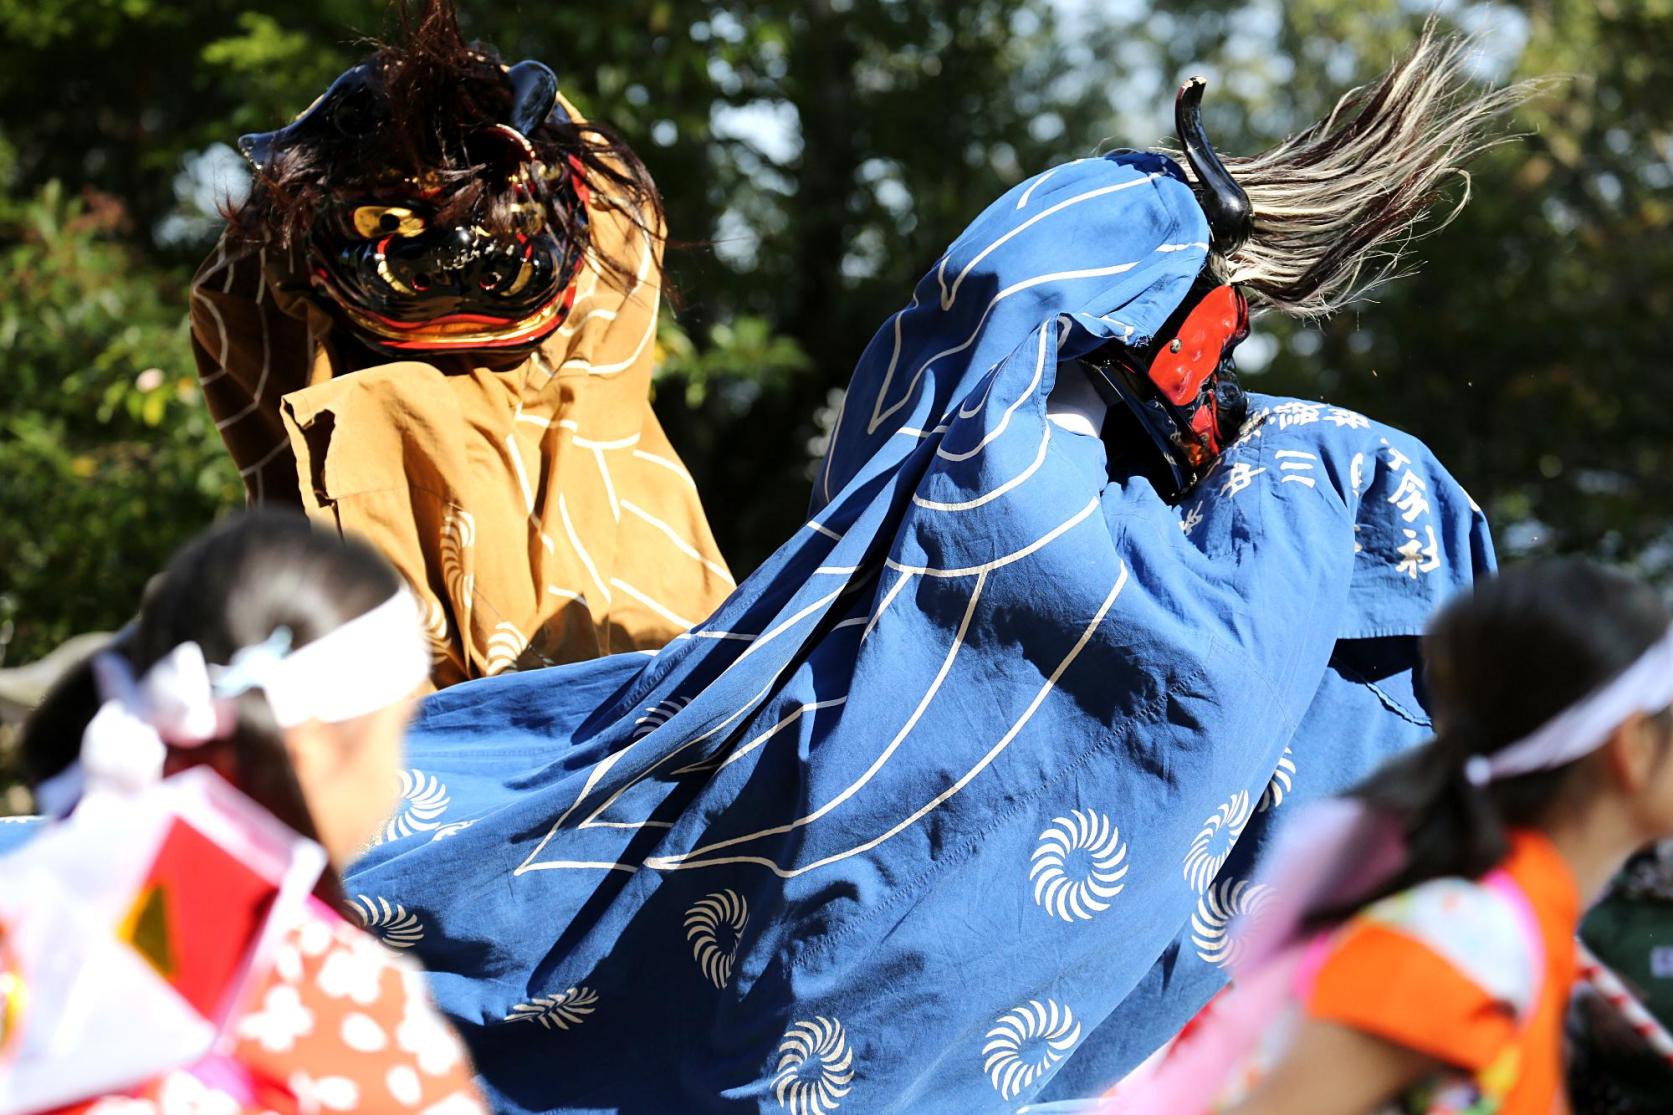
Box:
[226, 0, 663, 355]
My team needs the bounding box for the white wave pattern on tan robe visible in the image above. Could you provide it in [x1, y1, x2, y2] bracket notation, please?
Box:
[189, 103, 732, 688]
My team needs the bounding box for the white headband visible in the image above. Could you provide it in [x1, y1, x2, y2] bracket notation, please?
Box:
[36, 590, 429, 814]
[1468, 623, 1673, 785]
[252, 590, 429, 727]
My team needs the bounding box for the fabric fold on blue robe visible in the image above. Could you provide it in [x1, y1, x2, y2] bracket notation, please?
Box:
[346, 150, 1494, 1113]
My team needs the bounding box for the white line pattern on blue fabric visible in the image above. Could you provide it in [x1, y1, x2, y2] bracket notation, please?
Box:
[349, 895, 424, 950]
[863, 572, 915, 641]
[982, 998, 1082, 1101]
[643, 565, 1128, 878]
[867, 188, 1194, 437]
[523, 557, 1124, 878]
[868, 262, 1142, 436]
[886, 496, 1099, 578]
[685, 889, 749, 989]
[1258, 748, 1296, 812]
[512, 273, 1124, 877]
[504, 986, 598, 1030]
[1030, 809, 1129, 921]
[513, 674, 785, 863]
[1183, 790, 1253, 894]
[935, 174, 1161, 311]
[646, 571, 989, 868]
[729, 588, 849, 671]
[1191, 878, 1274, 967]
[1014, 162, 1067, 209]
[672, 698, 850, 776]
[430, 819, 476, 842]
[914, 422, 1051, 512]
[632, 697, 692, 741]
[772, 1017, 855, 1115]
[379, 769, 450, 843]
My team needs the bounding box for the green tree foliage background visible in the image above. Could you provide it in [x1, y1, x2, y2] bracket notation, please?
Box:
[1, 0, 1669, 669]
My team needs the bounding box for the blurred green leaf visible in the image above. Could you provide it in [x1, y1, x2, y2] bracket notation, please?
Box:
[0, 172, 238, 663]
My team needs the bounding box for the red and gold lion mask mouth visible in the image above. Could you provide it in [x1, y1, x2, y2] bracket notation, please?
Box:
[305, 170, 591, 357]
[313, 269, 584, 352]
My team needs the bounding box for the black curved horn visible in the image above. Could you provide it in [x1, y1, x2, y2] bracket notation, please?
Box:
[506, 60, 561, 136]
[1175, 78, 1253, 252]
[237, 64, 379, 175]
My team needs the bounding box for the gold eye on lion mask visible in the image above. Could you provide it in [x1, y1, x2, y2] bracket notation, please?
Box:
[351, 205, 427, 239]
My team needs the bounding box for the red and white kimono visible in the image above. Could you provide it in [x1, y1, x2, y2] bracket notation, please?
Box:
[0, 770, 484, 1115]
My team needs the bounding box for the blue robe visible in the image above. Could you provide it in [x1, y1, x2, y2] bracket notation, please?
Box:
[344, 151, 1493, 1112]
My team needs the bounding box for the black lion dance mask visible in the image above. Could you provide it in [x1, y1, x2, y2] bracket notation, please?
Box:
[1084, 79, 1254, 503]
[239, 58, 587, 357]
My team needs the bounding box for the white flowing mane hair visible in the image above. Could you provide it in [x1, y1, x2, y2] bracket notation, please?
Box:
[1180, 21, 1542, 319]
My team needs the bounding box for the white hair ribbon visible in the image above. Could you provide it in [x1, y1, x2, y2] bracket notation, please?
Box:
[43, 589, 428, 814]
[1468, 623, 1673, 786]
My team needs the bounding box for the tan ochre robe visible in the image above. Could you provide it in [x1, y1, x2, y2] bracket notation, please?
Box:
[189, 118, 732, 688]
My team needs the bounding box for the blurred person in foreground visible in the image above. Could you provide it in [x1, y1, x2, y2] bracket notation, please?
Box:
[1098, 559, 1673, 1115]
[0, 512, 483, 1113]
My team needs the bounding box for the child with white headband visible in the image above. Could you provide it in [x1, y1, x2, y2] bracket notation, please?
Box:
[8, 511, 483, 1113]
[1095, 558, 1673, 1115]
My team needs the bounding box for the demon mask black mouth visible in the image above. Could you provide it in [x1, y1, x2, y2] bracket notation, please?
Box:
[239, 56, 589, 356]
